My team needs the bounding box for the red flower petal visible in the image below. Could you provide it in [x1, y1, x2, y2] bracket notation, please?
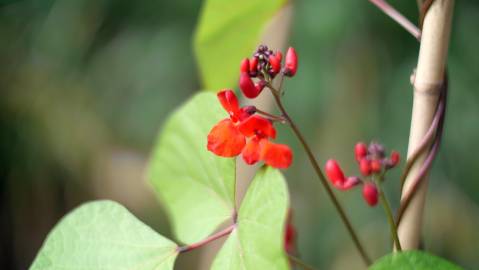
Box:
[336, 176, 361, 191]
[240, 58, 250, 73]
[242, 137, 261, 165]
[260, 140, 293, 169]
[238, 115, 276, 139]
[217, 90, 240, 120]
[237, 106, 256, 122]
[269, 55, 281, 74]
[325, 159, 346, 186]
[275, 51, 283, 63]
[239, 72, 262, 98]
[207, 119, 245, 157]
[250, 57, 258, 73]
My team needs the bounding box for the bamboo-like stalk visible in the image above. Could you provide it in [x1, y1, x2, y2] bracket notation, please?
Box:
[397, 0, 454, 249]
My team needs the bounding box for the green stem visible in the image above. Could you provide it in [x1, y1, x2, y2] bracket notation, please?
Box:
[375, 177, 402, 251]
[267, 83, 372, 265]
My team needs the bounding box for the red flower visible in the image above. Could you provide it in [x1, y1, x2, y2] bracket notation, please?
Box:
[325, 159, 360, 190]
[207, 119, 245, 157]
[207, 90, 292, 169]
[325, 159, 345, 187]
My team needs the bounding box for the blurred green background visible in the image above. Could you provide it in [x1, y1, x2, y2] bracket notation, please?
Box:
[1, 0, 478, 269]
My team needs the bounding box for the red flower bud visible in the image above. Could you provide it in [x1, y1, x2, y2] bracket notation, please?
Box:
[275, 51, 283, 63]
[284, 222, 296, 253]
[354, 142, 368, 162]
[371, 159, 382, 173]
[283, 47, 298, 77]
[359, 158, 372, 176]
[269, 55, 281, 74]
[325, 159, 345, 186]
[240, 58, 250, 73]
[250, 57, 258, 74]
[362, 183, 378, 206]
[239, 72, 261, 98]
[390, 151, 400, 167]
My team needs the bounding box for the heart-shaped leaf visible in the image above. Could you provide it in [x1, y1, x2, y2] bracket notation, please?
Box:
[30, 200, 178, 270]
[194, 0, 287, 91]
[148, 92, 236, 244]
[369, 250, 463, 270]
[211, 166, 290, 270]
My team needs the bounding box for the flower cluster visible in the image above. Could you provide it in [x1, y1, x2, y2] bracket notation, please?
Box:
[206, 45, 298, 169]
[325, 142, 400, 206]
[207, 90, 292, 168]
[239, 45, 297, 98]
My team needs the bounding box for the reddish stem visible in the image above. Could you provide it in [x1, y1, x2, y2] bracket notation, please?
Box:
[369, 0, 422, 40]
[177, 224, 235, 253]
[396, 75, 447, 225]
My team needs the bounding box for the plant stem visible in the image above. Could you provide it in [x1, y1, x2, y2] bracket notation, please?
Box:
[375, 177, 402, 251]
[369, 0, 421, 40]
[288, 254, 318, 270]
[177, 224, 235, 253]
[255, 108, 288, 123]
[267, 84, 371, 265]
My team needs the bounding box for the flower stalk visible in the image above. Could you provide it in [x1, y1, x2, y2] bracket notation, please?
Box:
[266, 82, 372, 265]
[374, 176, 402, 251]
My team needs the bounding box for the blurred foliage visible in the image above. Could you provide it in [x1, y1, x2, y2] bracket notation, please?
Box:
[194, 0, 286, 90]
[1, 0, 478, 269]
[148, 92, 236, 244]
[370, 250, 463, 270]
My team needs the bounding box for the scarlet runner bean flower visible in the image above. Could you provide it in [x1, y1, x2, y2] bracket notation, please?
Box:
[207, 90, 293, 169]
[325, 141, 400, 206]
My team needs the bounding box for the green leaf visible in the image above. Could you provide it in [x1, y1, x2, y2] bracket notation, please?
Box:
[211, 166, 290, 270]
[30, 200, 178, 270]
[148, 92, 236, 244]
[194, 0, 287, 91]
[370, 251, 463, 270]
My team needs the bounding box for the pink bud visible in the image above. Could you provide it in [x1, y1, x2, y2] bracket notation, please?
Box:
[362, 183, 378, 206]
[283, 47, 298, 77]
[325, 159, 345, 186]
[359, 158, 372, 176]
[354, 142, 368, 162]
